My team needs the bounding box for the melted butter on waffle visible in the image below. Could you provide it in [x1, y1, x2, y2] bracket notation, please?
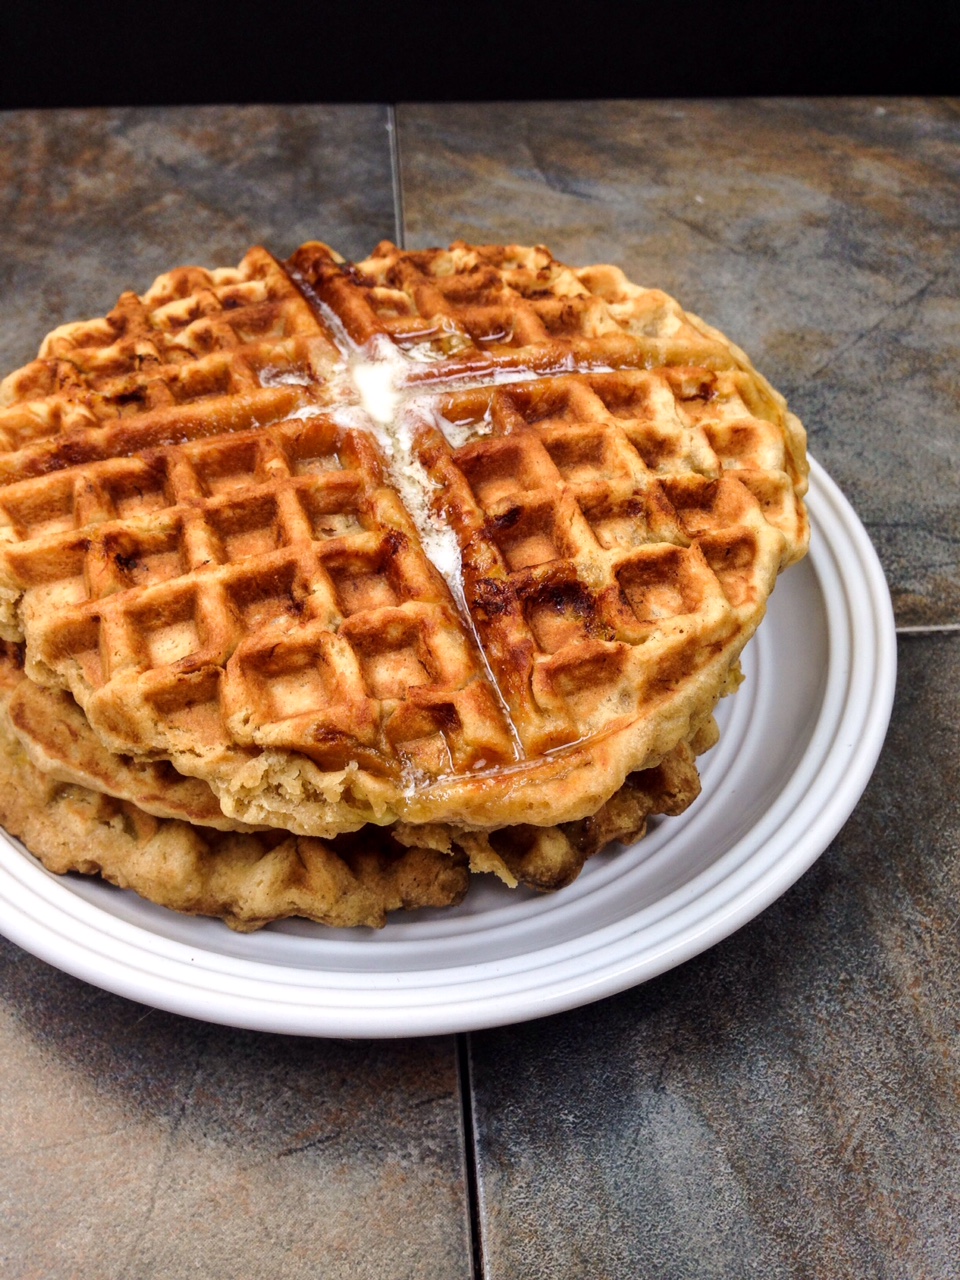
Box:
[0, 240, 809, 837]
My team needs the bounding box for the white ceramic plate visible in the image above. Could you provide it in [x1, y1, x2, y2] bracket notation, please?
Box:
[0, 459, 896, 1038]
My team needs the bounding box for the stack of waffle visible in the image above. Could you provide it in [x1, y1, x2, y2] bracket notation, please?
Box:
[0, 241, 808, 929]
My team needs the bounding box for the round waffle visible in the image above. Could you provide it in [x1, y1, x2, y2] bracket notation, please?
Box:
[0, 649, 708, 926]
[0, 241, 808, 842]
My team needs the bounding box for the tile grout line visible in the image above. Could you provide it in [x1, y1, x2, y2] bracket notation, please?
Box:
[457, 1033, 486, 1280]
[387, 104, 406, 249]
[896, 624, 960, 634]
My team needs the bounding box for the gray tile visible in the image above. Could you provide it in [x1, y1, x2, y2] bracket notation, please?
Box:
[0, 104, 397, 376]
[397, 98, 960, 626]
[0, 948, 472, 1279]
[467, 632, 960, 1280]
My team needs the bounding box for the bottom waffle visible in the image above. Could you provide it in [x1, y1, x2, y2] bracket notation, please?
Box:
[0, 655, 710, 930]
[0, 724, 471, 931]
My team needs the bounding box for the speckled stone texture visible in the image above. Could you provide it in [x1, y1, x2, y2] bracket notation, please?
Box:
[0, 949, 472, 1279]
[397, 98, 960, 627]
[465, 633, 960, 1280]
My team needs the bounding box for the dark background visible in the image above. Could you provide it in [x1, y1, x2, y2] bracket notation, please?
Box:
[0, 0, 954, 108]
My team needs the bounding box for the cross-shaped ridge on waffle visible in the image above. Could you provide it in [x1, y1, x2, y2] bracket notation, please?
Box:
[0, 240, 809, 839]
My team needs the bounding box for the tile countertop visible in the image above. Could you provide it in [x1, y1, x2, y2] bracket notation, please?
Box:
[0, 99, 958, 1279]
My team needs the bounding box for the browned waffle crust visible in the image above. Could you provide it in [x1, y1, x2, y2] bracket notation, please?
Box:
[0, 239, 808, 919]
[0, 649, 708, 926]
[0, 710, 471, 932]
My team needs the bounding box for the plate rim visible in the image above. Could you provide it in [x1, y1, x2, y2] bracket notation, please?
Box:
[0, 457, 897, 1037]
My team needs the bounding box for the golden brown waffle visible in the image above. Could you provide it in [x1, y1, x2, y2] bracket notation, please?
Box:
[0, 240, 808, 844]
[0, 647, 253, 830]
[290, 241, 764, 382]
[0, 409, 521, 832]
[0, 650, 706, 925]
[0, 247, 341, 456]
[410, 367, 805, 767]
[0, 725, 471, 932]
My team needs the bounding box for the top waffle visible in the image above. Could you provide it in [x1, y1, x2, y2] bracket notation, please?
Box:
[0, 241, 808, 836]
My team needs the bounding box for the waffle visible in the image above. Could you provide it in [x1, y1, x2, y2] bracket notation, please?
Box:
[0, 240, 808, 853]
[289, 241, 768, 382]
[0, 704, 471, 932]
[0, 650, 707, 926]
[0, 645, 254, 831]
[0, 246, 341, 456]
